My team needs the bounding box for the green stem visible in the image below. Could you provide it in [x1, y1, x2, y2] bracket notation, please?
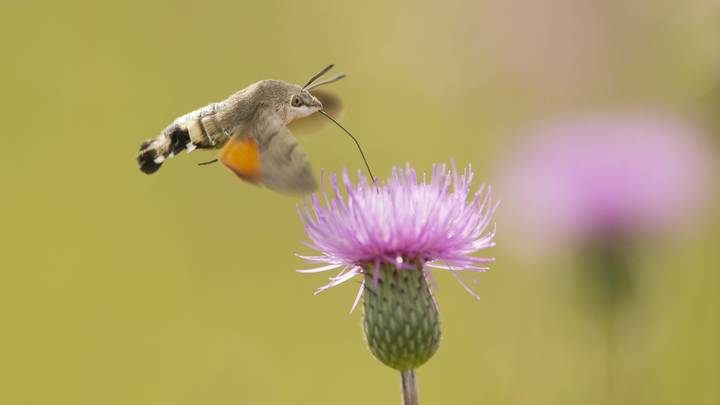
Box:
[579, 239, 631, 404]
[604, 291, 616, 405]
[400, 369, 419, 405]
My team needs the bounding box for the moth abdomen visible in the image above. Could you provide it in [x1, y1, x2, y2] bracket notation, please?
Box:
[136, 126, 194, 174]
[169, 127, 192, 155]
[137, 144, 162, 174]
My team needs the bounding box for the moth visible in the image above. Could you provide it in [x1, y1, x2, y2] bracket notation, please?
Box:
[136, 64, 354, 194]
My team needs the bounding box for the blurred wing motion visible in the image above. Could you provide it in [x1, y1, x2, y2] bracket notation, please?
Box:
[219, 126, 317, 195]
[287, 90, 343, 135]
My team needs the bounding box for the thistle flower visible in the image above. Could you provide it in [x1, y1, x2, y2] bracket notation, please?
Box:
[498, 111, 714, 252]
[298, 162, 496, 299]
[296, 162, 496, 403]
[496, 111, 715, 308]
[495, 111, 716, 401]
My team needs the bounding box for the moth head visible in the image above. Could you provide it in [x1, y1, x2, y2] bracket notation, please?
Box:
[291, 90, 322, 109]
[278, 65, 347, 124]
[286, 89, 323, 122]
[283, 65, 345, 122]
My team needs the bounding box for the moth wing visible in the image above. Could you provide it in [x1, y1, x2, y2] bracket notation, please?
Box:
[219, 126, 317, 194]
[257, 125, 317, 194]
[218, 134, 262, 183]
[287, 90, 343, 135]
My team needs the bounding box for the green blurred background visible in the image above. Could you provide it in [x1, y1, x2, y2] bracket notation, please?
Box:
[2, 1, 719, 404]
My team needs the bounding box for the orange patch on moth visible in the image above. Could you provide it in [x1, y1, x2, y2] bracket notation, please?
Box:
[219, 137, 262, 182]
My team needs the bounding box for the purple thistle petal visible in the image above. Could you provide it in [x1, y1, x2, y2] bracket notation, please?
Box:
[297, 162, 497, 299]
[296, 264, 343, 273]
[449, 269, 481, 300]
[314, 266, 361, 295]
[349, 282, 365, 314]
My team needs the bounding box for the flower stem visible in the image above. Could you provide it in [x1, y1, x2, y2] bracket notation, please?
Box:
[579, 239, 631, 404]
[400, 369, 419, 405]
[604, 295, 617, 405]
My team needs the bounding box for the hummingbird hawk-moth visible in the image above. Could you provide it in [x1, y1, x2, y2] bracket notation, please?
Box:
[136, 64, 365, 194]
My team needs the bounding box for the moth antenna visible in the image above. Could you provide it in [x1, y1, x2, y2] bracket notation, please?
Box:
[197, 159, 218, 166]
[302, 64, 334, 89]
[318, 110, 376, 184]
[306, 73, 347, 90]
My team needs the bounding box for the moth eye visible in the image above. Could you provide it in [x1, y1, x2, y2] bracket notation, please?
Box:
[291, 96, 302, 107]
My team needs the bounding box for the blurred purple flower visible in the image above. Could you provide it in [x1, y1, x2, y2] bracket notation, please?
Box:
[497, 111, 715, 251]
[297, 163, 497, 307]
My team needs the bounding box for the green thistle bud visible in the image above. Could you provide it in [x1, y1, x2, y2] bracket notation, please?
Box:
[362, 262, 441, 371]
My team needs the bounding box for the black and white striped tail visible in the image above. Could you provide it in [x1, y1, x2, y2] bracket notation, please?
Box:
[137, 127, 197, 174]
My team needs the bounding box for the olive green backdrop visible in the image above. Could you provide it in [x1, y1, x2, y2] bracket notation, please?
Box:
[2, 1, 719, 404]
